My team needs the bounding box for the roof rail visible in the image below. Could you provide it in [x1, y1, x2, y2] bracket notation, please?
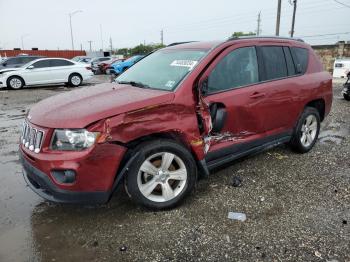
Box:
[167, 41, 198, 47]
[227, 35, 304, 42]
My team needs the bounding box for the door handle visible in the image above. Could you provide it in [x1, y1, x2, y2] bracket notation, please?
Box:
[249, 92, 266, 99]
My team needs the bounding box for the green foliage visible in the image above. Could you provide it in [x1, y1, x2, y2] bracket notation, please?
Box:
[229, 31, 256, 39]
[116, 43, 166, 57]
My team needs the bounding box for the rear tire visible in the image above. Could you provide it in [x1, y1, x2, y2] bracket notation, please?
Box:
[68, 73, 82, 87]
[289, 107, 321, 153]
[125, 139, 197, 210]
[344, 93, 350, 101]
[7, 76, 24, 90]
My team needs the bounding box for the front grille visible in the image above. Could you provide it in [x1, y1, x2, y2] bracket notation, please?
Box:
[21, 121, 44, 153]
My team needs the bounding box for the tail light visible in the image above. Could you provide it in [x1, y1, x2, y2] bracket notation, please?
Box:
[86, 66, 92, 70]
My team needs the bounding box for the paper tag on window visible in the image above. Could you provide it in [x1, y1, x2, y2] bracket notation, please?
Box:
[170, 60, 198, 70]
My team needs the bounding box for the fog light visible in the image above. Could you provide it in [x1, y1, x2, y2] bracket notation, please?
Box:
[51, 170, 76, 184]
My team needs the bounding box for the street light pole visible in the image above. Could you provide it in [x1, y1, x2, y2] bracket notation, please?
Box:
[21, 34, 29, 50]
[69, 10, 82, 50]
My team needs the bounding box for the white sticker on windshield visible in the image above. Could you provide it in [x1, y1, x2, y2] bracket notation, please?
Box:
[170, 60, 198, 70]
[165, 80, 176, 88]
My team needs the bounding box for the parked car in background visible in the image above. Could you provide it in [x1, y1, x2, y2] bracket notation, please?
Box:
[342, 72, 350, 101]
[0, 55, 45, 70]
[71, 56, 92, 64]
[19, 37, 332, 209]
[0, 58, 93, 89]
[333, 59, 350, 78]
[97, 58, 125, 74]
[91, 57, 111, 74]
[108, 55, 144, 75]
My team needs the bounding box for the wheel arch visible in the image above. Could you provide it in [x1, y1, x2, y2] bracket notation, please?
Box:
[7, 75, 26, 87]
[304, 98, 325, 121]
[68, 72, 83, 81]
[110, 131, 205, 194]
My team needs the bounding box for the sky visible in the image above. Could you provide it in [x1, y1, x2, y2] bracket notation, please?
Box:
[0, 0, 349, 51]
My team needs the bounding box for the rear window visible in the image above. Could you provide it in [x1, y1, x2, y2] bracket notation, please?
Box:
[261, 46, 288, 80]
[291, 47, 309, 74]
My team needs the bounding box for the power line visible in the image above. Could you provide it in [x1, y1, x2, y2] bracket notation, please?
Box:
[299, 31, 350, 38]
[333, 0, 350, 8]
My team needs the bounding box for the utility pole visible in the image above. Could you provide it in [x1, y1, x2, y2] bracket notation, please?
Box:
[21, 34, 29, 50]
[290, 0, 297, 37]
[275, 0, 282, 36]
[109, 37, 113, 53]
[100, 24, 104, 51]
[69, 10, 82, 50]
[161, 29, 164, 45]
[88, 40, 93, 52]
[256, 12, 261, 36]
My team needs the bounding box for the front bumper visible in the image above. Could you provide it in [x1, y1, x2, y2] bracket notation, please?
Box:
[20, 150, 111, 204]
[0, 76, 7, 88]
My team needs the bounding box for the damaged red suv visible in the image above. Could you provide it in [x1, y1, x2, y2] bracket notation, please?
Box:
[20, 37, 332, 209]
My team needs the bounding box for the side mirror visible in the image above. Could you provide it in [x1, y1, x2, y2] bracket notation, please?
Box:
[27, 65, 34, 69]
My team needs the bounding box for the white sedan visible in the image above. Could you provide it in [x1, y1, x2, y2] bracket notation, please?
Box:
[0, 58, 94, 89]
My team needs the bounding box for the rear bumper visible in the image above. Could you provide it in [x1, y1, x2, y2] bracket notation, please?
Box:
[20, 150, 111, 204]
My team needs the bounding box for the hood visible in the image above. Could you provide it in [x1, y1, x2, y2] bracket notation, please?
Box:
[29, 83, 175, 128]
[0, 68, 21, 74]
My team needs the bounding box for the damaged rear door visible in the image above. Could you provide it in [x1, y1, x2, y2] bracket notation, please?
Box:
[197, 44, 270, 165]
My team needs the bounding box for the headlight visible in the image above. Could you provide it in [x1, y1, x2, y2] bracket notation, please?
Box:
[51, 129, 100, 151]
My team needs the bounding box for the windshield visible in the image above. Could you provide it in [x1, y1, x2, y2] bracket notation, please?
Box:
[125, 56, 141, 62]
[116, 49, 208, 91]
[71, 57, 83, 61]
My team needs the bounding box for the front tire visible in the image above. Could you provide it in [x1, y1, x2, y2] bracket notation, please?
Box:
[68, 73, 82, 87]
[7, 76, 24, 90]
[289, 107, 321, 153]
[344, 93, 350, 101]
[126, 139, 197, 210]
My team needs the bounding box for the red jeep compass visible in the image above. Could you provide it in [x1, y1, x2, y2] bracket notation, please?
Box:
[19, 37, 332, 209]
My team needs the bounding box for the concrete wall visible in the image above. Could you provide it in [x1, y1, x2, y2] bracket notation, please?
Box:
[312, 42, 350, 73]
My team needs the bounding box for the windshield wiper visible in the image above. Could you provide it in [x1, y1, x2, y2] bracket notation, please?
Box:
[117, 80, 150, 89]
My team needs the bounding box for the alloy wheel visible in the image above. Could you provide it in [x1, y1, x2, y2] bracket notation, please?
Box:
[300, 115, 318, 147]
[137, 152, 187, 203]
[9, 78, 22, 89]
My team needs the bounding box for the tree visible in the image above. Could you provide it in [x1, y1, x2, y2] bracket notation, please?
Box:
[116, 43, 166, 57]
[229, 31, 256, 39]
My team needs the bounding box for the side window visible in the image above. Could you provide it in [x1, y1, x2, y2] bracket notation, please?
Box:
[283, 47, 296, 76]
[6, 58, 21, 65]
[23, 57, 37, 63]
[291, 47, 309, 74]
[50, 59, 74, 67]
[261, 46, 288, 80]
[32, 60, 51, 68]
[208, 46, 259, 93]
[335, 63, 343, 68]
